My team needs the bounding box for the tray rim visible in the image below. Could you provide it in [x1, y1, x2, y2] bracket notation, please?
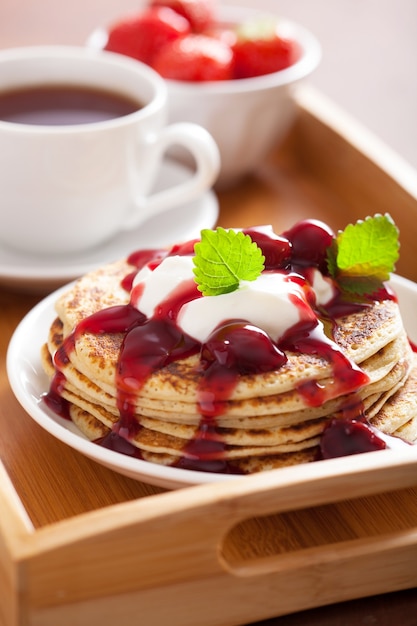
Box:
[2, 442, 417, 571]
[3, 85, 417, 540]
[294, 84, 417, 201]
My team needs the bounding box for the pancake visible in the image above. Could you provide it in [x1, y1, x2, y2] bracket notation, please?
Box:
[53, 259, 405, 399]
[40, 221, 417, 475]
[42, 315, 412, 432]
[370, 356, 417, 434]
[47, 291, 409, 408]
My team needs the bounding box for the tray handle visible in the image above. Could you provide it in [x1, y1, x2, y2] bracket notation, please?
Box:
[23, 449, 417, 610]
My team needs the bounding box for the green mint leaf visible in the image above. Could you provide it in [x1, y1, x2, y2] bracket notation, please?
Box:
[328, 214, 399, 295]
[193, 228, 265, 296]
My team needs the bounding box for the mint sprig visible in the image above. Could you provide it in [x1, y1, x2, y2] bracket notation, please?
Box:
[193, 228, 265, 296]
[327, 214, 399, 295]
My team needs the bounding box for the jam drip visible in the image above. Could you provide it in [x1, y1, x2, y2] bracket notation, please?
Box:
[281, 321, 370, 407]
[174, 321, 288, 472]
[43, 370, 71, 419]
[95, 431, 144, 459]
[44, 222, 395, 472]
[115, 318, 199, 441]
[320, 418, 387, 459]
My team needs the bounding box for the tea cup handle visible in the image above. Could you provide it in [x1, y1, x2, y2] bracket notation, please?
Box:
[124, 123, 220, 229]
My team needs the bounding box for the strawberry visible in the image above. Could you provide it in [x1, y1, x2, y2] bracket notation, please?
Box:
[231, 19, 301, 79]
[149, 0, 217, 33]
[203, 24, 237, 47]
[152, 34, 234, 81]
[104, 6, 191, 65]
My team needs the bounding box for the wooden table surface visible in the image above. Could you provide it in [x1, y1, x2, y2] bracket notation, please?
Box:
[1, 1, 416, 624]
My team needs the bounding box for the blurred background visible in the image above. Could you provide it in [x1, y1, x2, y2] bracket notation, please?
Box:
[1, 0, 417, 170]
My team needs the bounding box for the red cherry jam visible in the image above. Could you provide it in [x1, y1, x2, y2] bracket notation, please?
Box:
[243, 228, 291, 270]
[282, 218, 335, 272]
[201, 321, 287, 375]
[44, 223, 397, 473]
[320, 418, 387, 459]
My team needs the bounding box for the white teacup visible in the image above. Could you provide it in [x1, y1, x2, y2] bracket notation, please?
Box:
[0, 46, 220, 255]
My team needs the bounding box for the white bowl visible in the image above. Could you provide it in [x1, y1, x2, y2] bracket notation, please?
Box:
[166, 6, 321, 187]
[89, 6, 321, 188]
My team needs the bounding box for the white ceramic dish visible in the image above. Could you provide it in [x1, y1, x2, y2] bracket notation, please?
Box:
[0, 160, 218, 293]
[6, 274, 417, 490]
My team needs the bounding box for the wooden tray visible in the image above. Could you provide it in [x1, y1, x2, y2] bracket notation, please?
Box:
[1, 85, 417, 626]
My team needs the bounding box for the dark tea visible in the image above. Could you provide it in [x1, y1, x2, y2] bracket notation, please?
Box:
[0, 84, 142, 125]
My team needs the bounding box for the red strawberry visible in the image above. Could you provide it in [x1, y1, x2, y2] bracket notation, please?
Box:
[105, 7, 191, 65]
[152, 34, 234, 81]
[150, 0, 217, 33]
[203, 24, 237, 47]
[231, 19, 301, 79]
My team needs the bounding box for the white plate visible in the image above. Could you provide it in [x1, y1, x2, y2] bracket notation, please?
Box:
[0, 160, 218, 294]
[6, 274, 417, 490]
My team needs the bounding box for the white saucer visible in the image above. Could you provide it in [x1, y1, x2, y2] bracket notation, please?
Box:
[0, 160, 219, 293]
[6, 275, 417, 490]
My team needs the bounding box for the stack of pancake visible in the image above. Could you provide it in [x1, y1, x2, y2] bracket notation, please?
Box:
[41, 257, 417, 474]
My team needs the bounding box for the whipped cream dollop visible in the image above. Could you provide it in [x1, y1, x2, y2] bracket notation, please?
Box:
[130, 252, 336, 344]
